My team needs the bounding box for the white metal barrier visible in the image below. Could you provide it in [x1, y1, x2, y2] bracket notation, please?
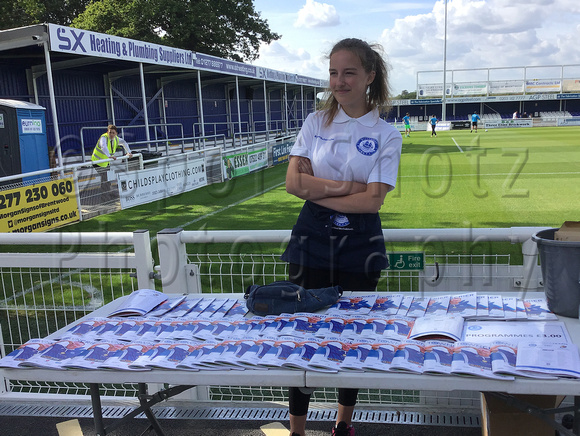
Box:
[157, 227, 548, 295]
[0, 230, 155, 394]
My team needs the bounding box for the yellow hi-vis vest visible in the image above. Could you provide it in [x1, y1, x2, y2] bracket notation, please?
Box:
[92, 133, 119, 167]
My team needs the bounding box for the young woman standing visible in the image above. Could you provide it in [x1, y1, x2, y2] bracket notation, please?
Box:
[281, 38, 403, 436]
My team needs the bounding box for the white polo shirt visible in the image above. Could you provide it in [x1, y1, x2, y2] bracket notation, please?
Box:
[290, 107, 402, 190]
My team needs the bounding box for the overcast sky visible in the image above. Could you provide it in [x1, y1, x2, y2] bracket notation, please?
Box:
[251, 0, 580, 95]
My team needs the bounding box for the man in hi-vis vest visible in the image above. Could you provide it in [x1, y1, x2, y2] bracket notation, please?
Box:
[91, 125, 132, 190]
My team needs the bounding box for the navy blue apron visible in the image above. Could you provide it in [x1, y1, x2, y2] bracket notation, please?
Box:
[281, 201, 388, 273]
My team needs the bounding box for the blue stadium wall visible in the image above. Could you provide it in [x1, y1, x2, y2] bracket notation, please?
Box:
[391, 99, 580, 121]
[0, 62, 309, 157]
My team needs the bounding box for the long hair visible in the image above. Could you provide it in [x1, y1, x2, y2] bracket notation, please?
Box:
[321, 38, 392, 126]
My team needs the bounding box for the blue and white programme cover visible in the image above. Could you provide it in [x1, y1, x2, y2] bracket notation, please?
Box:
[397, 295, 414, 316]
[211, 298, 239, 318]
[147, 295, 187, 317]
[476, 295, 489, 318]
[223, 299, 249, 318]
[326, 295, 377, 316]
[523, 298, 558, 320]
[316, 315, 346, 338]
[340, 339, 375, 372]
[425, 296, 450, 317]
[406, 297, 429, 318]
[390, 339, 425, 374]
[451, 341, 514, 380]
[0, 339, 54, 368]
[489, 341, 557, 379]
[360, 339, 399, 372]
[164, 297, 202, 318]
[501, 296, 519, 320]
[487, 295, 505, 318]
[370, 294, 403, 315]
[108, 289, 169, 317]
[423, 340, 454, 375]
[447, 293, 477, 318]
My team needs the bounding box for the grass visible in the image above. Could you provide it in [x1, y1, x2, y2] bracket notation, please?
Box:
[4, 125, 580, 284]
[51, 126, 580, 260]
[393, 126, 580, 229]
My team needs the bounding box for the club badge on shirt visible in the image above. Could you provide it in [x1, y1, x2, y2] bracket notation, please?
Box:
[332, 214, 350, 228]
[356, 137, 379, 156]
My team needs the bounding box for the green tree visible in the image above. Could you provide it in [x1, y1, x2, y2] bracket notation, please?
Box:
[0, 0, 279, 62]
[71, 0, 280, 62]
[0, 0, 91, 30]
[394, 90, 417, 100]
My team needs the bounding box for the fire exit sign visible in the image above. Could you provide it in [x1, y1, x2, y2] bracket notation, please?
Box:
[387, 252, 425, 270]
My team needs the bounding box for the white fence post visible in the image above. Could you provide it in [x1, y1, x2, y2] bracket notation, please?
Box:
[521, 236, 541, 292]
[132, 229, 156, 290]
[157, 228, 201, 294]
[0, 322, 6, 395]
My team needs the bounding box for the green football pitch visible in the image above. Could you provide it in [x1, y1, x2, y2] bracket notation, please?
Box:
[3, 126, 578, 307]
[68, 126, 580, 233]
[58, 125, 580, 261]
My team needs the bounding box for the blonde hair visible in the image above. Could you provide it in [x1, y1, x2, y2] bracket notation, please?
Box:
[322, 38, 392, 125]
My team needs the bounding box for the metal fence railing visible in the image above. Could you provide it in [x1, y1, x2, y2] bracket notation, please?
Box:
[1, 130, 297, 225]
[0, 230, 154, 397]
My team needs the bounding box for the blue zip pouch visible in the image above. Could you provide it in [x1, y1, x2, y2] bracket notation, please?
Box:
[244, 280, 342, 316]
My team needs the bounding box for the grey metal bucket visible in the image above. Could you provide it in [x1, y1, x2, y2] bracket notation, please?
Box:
[532, 228, 580, 318]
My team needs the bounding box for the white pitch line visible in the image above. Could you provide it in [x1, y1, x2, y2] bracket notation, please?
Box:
[400, 171, 580, 179]
[452, 137, 463, 153]
[175, 181, 287, 230]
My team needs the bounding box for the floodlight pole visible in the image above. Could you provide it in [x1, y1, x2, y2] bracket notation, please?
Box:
[442, 0, 448, 121]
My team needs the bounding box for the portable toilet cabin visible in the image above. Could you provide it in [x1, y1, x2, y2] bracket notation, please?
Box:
[0, 99, 50, 184]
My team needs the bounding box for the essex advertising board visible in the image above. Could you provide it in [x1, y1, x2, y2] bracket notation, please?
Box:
[223, 148, 268, 179]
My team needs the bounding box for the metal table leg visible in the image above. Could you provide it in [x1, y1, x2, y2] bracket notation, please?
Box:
[89, 383, 106, 436]
[88, 383, 194, 436]
[137, 383, 166, 436]
[574, 396, 580, 435]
